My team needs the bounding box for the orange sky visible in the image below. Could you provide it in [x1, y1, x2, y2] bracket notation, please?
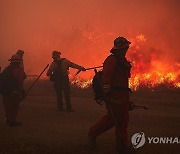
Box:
[0, 0, 180, 79]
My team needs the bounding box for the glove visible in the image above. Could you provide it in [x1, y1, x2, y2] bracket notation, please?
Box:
[80, 66, 86, 71]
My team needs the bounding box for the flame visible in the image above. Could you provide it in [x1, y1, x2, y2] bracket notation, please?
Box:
[69, 34, 180, 90]
[136, 34, 146, 42]
[71, 77, 92, 89]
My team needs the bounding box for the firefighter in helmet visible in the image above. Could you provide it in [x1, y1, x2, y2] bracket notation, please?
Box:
[88, 37, 132, 153]
[1, 55, 26, 127]
[47, 51, 86, 112]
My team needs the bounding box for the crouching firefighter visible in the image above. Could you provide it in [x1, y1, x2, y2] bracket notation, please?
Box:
[0, 55, 26, 127]
[89, 37, 133, 153]
[47, 51, 86, 112]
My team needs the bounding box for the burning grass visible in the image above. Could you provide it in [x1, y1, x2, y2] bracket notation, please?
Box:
[24, 77, 180, 94]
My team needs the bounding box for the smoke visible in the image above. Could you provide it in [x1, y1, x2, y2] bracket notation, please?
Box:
[0, 0, 179, 77]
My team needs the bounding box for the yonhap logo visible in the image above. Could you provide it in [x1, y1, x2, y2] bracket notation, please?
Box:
[131, 132, 146, 149]
[131, 132, 180, 149]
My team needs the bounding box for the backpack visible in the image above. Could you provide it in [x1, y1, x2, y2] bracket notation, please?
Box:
[50, 58, 65, 82]
[92, 71, 104, 101]
[0, 66, 16, 94]
[92, 55, 132, 101]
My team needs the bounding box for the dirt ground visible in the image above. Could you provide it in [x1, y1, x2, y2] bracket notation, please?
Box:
[0, 80, 180, 154]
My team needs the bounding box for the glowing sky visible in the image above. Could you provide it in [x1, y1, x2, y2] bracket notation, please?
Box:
[0, 0, 179, 79]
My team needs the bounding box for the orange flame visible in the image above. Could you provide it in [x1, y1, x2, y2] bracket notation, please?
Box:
[70, 34, 180, 90]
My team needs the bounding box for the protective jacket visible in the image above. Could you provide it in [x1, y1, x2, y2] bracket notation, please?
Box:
[102, 52, 131, 101]
[47, 58, 83, 76]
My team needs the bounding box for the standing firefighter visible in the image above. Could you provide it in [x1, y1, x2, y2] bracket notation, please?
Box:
[89, 37, 132, 153]
[1, 55, 26, 127]
[47, 51, 86, 112]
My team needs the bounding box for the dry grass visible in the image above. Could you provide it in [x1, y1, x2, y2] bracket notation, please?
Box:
[0, 79, 180, 153]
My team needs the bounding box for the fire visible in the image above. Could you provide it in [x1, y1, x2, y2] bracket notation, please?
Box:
[71, 78, 92, 89]
[129, 71, 179, 91]
[70, 34, 180, 90]
[70, 75, 92, 89]
[136, 34, 146, 42]
[127, 34, 180, 90]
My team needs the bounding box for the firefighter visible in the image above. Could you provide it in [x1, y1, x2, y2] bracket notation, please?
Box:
[47, 51, 86, 112]
[88, 37, 132, 153]
[1, 55, 26, 127]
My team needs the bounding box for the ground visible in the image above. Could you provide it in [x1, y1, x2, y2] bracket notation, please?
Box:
[0, 80, 180, 154]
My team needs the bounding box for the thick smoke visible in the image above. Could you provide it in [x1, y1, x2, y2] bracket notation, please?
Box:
[0, 0, 179, 78]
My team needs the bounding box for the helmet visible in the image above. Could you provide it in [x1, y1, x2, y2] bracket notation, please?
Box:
[9, 55, 22, 63]
[52, 50, 61, 56]
[114, 37, 131, 48]
[16, 49, 24, 56]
